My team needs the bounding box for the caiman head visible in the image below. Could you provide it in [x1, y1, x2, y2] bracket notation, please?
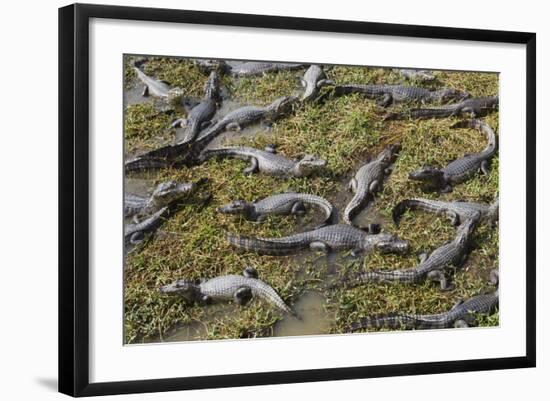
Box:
[204, 70, 220, 100]
[266, 95, 299, 116]
[217, 200, 255, 217]
[150, 180, 198, 208]
[363, 232, 409, 254]
[294, 154, 327, 177]
[454, 211, 481, 246]
[159, 279, 201, 301]
[433, 88, 470, 103]
[408, 166, 445, 187]
[377, 143, 402, 164]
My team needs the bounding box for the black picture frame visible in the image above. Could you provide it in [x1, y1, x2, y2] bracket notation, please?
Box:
[59, 3, 536, 397]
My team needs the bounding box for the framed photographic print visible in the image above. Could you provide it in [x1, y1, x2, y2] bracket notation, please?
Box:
[58, 3, 536, 397]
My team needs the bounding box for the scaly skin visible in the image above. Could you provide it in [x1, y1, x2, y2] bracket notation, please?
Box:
[409, 119, 498, 193]
[159, 267, 296, 316]
[125, 96, 298, 173]
[343, 144, 401, 225]
[346, 289, 499, 331]
[301, 65, 334, 102]
[172, 71, 220, 144]
[333, 84, 468, 107]
[124, 179, 206, 217]
[124, 206, 168, 248]
[226, 224, 409, 256]
[230, 62, 305, 76]
[393, 69, 435, 82]
[201, 146, 326, 177]
[217, 192, 338, 227]
[133, 65, 184, 102]
[385, 96, 499, 120]
[349, 212, 481, 290]
[392, 197, 499, 226]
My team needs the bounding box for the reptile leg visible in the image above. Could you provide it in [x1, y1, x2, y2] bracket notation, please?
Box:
[142, 85, 149, 97]
[200, 120, 213, 130]
[427, 270, 454, 291]
[310, 241, 329, 252]
[243, 158, 259, 175]
[440, 184, 453, 193]
[226, 122, 242, 131]
[454, 319, 469, 328]
[291, 201, 307, 216]
[348, 178, 358, 193]
[480, 160, 490, 175]
[377, 94, 392, 107]
[130, 232, 144, 245]
[447, 211, 461, 226]
[369, 179, 380, 193]
[264, 144, 277, 153]
[171, 118, 187, 128]
[201, 295, 212, 305]
[418, 252, 429, 264]
[234, 287, 253, 306]
[243, 266, 259, 279]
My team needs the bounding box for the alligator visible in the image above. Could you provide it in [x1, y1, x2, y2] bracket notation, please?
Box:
[392, 197, 499, 227]
[159, 266, 297, 317]
[346, 284, 499, 331]
[133, 64, 184, 102]
[332, 84, 468, 107]
[197, 95, 297, 138]
[171, 71, 220, 144]
[125, 96, 298, 173]
[201, 145, 326, 177]
[408, 119, 498, 193]
[346, 212, 480, 290]
[124, 206, 168, 248]
[226, 224, 409, 256]
[384, 96, 499, 120]
[124, 179, 206, 218]
[230, 62, 305, 77]
[393, 68, 435, 82]
[217, 192, 338, 227]
[301, 65, 334, 102]
[193, 59, 230, 74]
[343, 144, 401, 225]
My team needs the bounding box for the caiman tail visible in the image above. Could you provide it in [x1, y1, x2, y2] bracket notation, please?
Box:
[344, 268, 420, 287]
[392, 199, 441, 225]
[451, 119, 497, 156]
[346, 314, 420, 332]
[343, 192, 371, 225]
[225, 233, 307, 256]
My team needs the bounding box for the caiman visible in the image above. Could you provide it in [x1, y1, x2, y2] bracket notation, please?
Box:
[217, 192, 338, 227]
[124, 96, 297, 173]
[343, 144, 401, 225]
[333, 84, 468, 107]
[346, 273, 499, 331]
[133, 63, 184, 102]
[384, 96, 499, 120]
[347, 212, 481, 290]
[301, 65, 334, 102]
[226, 224, 409, 256]
[171, 71, 220, 144]
[159, 266, 297, 317]
[124, 206, 168, 248]
[201, 145, 326, 177]
[392, 197, 499, 226]
[230, 62, 305, 77]
[124, 179, 206, 218]
[409, 119, 498, 192]
[393, 68, 435, 82]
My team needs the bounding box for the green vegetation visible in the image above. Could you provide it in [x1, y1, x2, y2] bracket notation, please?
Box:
[124, 57, 499, 343]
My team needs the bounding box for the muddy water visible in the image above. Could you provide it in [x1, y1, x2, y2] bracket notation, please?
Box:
[273, 292, 333, 337]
